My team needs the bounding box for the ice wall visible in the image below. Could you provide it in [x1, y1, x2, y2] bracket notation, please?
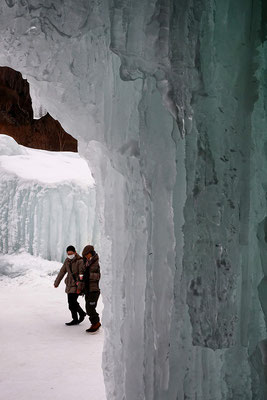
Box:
[0, 0, 267, 399]
[0, 135, 96, 261]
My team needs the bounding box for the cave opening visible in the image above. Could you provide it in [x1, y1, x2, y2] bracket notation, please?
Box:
[0, 66, 78, 152]
[0, 66, 106, 399]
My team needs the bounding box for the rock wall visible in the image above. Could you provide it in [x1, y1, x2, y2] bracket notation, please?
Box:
[0, 66, 77, 151]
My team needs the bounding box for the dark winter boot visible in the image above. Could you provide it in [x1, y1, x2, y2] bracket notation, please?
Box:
[66, 310, 79, 326]
[65, 319, 79, 326]
[78, 310, 87, 324]
[86, 322, 101, 333]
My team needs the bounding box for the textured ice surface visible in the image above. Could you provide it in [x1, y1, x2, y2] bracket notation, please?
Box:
[0, 1, 267, 399]
[0, 135, 96, 261]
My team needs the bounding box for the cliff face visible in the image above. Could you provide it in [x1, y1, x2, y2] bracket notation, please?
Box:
[0, 67, 77, 152]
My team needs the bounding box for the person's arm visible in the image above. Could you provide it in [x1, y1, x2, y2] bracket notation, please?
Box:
[76, 260, 84, 289]
[78, 259, 85, 275]
[54, 262, 67, 287]
[90, 261, 100, 281]
[80, 258, 87, 274]
[76, 259, 85, 293]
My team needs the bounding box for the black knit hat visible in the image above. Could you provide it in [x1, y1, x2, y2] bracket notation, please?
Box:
[66, 245, 76, 253]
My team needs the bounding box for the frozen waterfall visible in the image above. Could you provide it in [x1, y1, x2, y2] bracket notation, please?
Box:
[0, 135, 96, 261]
[0, 1, 267, 399]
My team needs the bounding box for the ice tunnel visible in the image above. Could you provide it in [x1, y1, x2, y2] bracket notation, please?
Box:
[0, 0, 267, 399]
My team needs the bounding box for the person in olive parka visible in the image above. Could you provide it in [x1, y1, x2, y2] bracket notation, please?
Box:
[82, 245, 101, 333]
[54, 245, 86, 326]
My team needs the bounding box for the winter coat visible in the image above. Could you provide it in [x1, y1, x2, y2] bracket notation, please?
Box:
[82, 253, 101, 293]
[54, 254, 84, 294]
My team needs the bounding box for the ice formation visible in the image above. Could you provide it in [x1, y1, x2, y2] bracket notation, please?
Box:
[0, 1, 266, 399]
[0, 135, 96, 261]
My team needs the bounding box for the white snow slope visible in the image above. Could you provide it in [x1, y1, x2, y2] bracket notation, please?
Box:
[0, 253, 106, 400]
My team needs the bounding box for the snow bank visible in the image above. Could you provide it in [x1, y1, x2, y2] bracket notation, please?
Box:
[0, 134, 94, 186]
[0, 252, 60, 283]
[0, 135, 97, 261]
[0, 134, 28, 156]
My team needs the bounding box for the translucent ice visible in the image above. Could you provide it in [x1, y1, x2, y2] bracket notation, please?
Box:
[0, 135, 96, 261]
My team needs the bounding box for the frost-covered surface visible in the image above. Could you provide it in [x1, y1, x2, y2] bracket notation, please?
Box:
[0, 135, 96, 261]
[0, 253, 105, 400]
[0, 135, 94, 185]
[0, 1, 266, 399]
[0, 251, 60, 280]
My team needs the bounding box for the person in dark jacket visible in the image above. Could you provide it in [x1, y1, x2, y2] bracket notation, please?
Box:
[82, 245, 101, 333]
[54, 245, 87, 326]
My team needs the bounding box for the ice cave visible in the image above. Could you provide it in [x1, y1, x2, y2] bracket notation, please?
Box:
[0, 0, 267, 399]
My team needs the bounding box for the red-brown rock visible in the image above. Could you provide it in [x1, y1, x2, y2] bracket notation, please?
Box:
[0, 66, 77, 152]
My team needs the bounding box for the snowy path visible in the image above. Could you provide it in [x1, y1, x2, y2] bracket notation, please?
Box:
[0, 281, 106, 400]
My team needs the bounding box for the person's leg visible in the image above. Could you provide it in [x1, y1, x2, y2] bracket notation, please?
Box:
[85, 292, 100, 325]
[67, 293, 79, 322]
[75, 295, 86, 321]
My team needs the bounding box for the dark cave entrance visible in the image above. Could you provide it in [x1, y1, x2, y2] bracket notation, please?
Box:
[0, 66, 77, 152]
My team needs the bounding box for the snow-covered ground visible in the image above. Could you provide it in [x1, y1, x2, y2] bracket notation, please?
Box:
[0, 253, 106, 400]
